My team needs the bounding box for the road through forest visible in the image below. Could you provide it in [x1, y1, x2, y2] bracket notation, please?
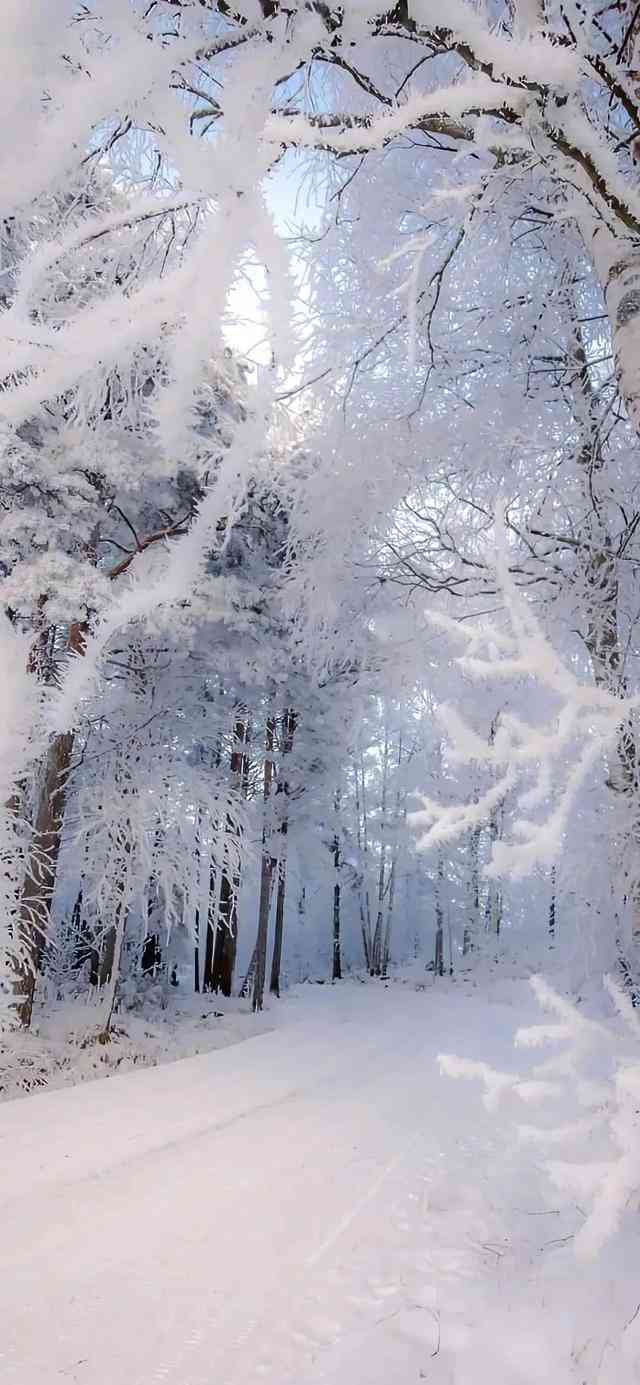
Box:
[0, 980, 629, 1385]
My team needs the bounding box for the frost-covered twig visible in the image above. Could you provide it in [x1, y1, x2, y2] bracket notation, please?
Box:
[442, 974, 640, 1261]
[410, 509, 639, 878]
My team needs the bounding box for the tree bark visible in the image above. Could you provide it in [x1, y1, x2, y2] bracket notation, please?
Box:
[381, 854, 396, 978]
[353, 757, 372, 968]
[12, 729, 76, 1027]
[269, 710, 296, 999]
[252, 717, 276, 1014]
[202, 866, 217, 991]
[434, 851, 444, 977]
[371, 725, 390, 976]
[98, 817, 132, 1042]
[463, 822, 481, 956]
[382, 738, 405, 977]
[270, 854, 288, 997]
[11, 618, 88, 1026]
[332, 824, 342, 981]
[212, 715, 248, 996]
[587, 226, 640, 437]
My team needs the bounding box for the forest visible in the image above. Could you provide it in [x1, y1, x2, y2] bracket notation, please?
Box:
[4, 4, 640, 1383]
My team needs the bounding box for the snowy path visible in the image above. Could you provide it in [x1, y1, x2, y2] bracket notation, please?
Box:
[0, 981, 633, 1384]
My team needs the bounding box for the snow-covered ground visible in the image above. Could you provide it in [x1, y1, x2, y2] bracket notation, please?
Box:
[2, 976, 639, 1385]
[0, 990, 276, 1103]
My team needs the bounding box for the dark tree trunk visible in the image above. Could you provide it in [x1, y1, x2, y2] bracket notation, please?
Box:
[211, 715, 248, 996]
[253, 847, 275, 1013]
[370, 727, 390, 977]
[353, 757, 373, 969]
[12, 620, 86, 1028]
[268, 710, 296, 999]
[463, 824, 481, 957]
[240, 942, 257, 999]
[253, 718, 276, 1014]
[141, 932, 161, 975]
[434, 852, 444, 977]
[71, 886, 99, 986]
[212, 865, 241, 996]
[332, 834, 342, 981]
[269, 853, 288, 997]
[381, 855, 396, 979]
[434, 922, 444, 978]
[202, 867, 217, 991]
[99, 926, 117, 988]
[13, 730, 76, 1027]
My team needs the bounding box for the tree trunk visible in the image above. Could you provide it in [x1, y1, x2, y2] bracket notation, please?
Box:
[371, 725, 390, 976]
[567, 304, 640, 981]
[332, 828, 342, 981]
[98, 901, 127, 1043]
[484, 722, 504, 938]
[13, 730, 76, 1027]
[99, 925, 117, 988]
[12, 620, 87, 1027]
[71, 884, 99, 986]
[434, 852, 444, 976]
[143, 827, 163, 979]
[240, 942, 257, 999]
[463, 822, 481, 957]
[269, 710, 296, 999]
[381, 855, 396, 978]
[202, 866, 217, 991]
[98, 819, 132, 1042]
[270, 854, 288, 997]
[353, 757, 372, 968]
[212, 715, 248, 996]
[549, 865, 556, 946]
[587, 227, 640, 437]
[382, 741, 405, 978]
[252, 717, 276, 1014]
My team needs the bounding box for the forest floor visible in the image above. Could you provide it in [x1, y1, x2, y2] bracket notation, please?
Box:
[0, 987, 276, 1102]
[2, 974, 639, 1385]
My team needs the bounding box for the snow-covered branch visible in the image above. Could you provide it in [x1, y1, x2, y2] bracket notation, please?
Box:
[410, 512, 639, 879]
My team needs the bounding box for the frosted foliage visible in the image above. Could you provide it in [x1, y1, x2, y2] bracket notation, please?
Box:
[443, 974, 640, 1261]
[4, 6, 640, 1377]
[410, 515, 639, 880]
[1, 0, 640, 1096]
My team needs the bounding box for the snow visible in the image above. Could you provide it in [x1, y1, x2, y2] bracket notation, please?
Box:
[0, 992, 275, 1103]
[410, 2, 580, 87]
[266, 77, 528, 154]
[3, 976, 640, 1385]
